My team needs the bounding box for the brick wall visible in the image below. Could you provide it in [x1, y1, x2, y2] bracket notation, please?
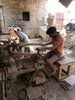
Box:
[0, 0, 47, 36]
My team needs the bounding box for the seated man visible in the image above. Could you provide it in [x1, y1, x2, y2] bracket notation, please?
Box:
[36, 26, 64, 75]
[14, 28, 29, 43]
[14, 28, 35, 53]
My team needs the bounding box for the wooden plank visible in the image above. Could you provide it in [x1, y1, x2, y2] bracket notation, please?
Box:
[57, 57, 75, 66]
[10, 50, 37, 56]
[63, 75, 75, 86]
[16, 42, 42, 47]
[0, 81, 6, 100]
[60, 82, 69, 91]
[0, 42, 41, 48]
[60, 76, 75, 91]
[58, 66, 62, 80]
[8, 66, 44, 77]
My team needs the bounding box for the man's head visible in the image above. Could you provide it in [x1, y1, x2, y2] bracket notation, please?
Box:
[46, 26, 58, 37]
[14, 27, 21, 33]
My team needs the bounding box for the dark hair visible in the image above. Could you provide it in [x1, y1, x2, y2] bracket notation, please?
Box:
[17, 29, 20, 31]
[14, 29, 20, 33]
[46, 26, 57, 35]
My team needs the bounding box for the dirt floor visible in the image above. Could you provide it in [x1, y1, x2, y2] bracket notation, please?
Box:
[7, 39, 75, 100]
[7, 55, 75, 100]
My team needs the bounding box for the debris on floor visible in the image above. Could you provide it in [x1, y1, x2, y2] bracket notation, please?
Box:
[33, 71, 47, 85]
[27, 87, 56, 100]
[44, 90, 56, 100]
[27, 86, 43, 100]
[60, 75, 75, 91]
[18, 88, 29, 100]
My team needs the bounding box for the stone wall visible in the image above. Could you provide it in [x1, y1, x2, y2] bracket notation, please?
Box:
[0, 0, 47, 36]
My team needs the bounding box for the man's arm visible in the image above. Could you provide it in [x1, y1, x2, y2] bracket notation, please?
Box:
[37, 38, 62, 51]
[36, 44, 56, 51]
[41, 43, 57, 50]
[36, 41, 53, 51]
[41, 41, 53, 46]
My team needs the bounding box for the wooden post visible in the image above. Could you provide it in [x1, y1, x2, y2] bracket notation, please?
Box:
[67, 65, 72, 75]
[58, 66, 62, 80]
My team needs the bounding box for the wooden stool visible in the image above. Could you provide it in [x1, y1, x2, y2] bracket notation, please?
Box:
[54, 56, 75, 81]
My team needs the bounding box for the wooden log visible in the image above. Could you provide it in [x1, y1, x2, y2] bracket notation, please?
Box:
[0, 42, 41, 48]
